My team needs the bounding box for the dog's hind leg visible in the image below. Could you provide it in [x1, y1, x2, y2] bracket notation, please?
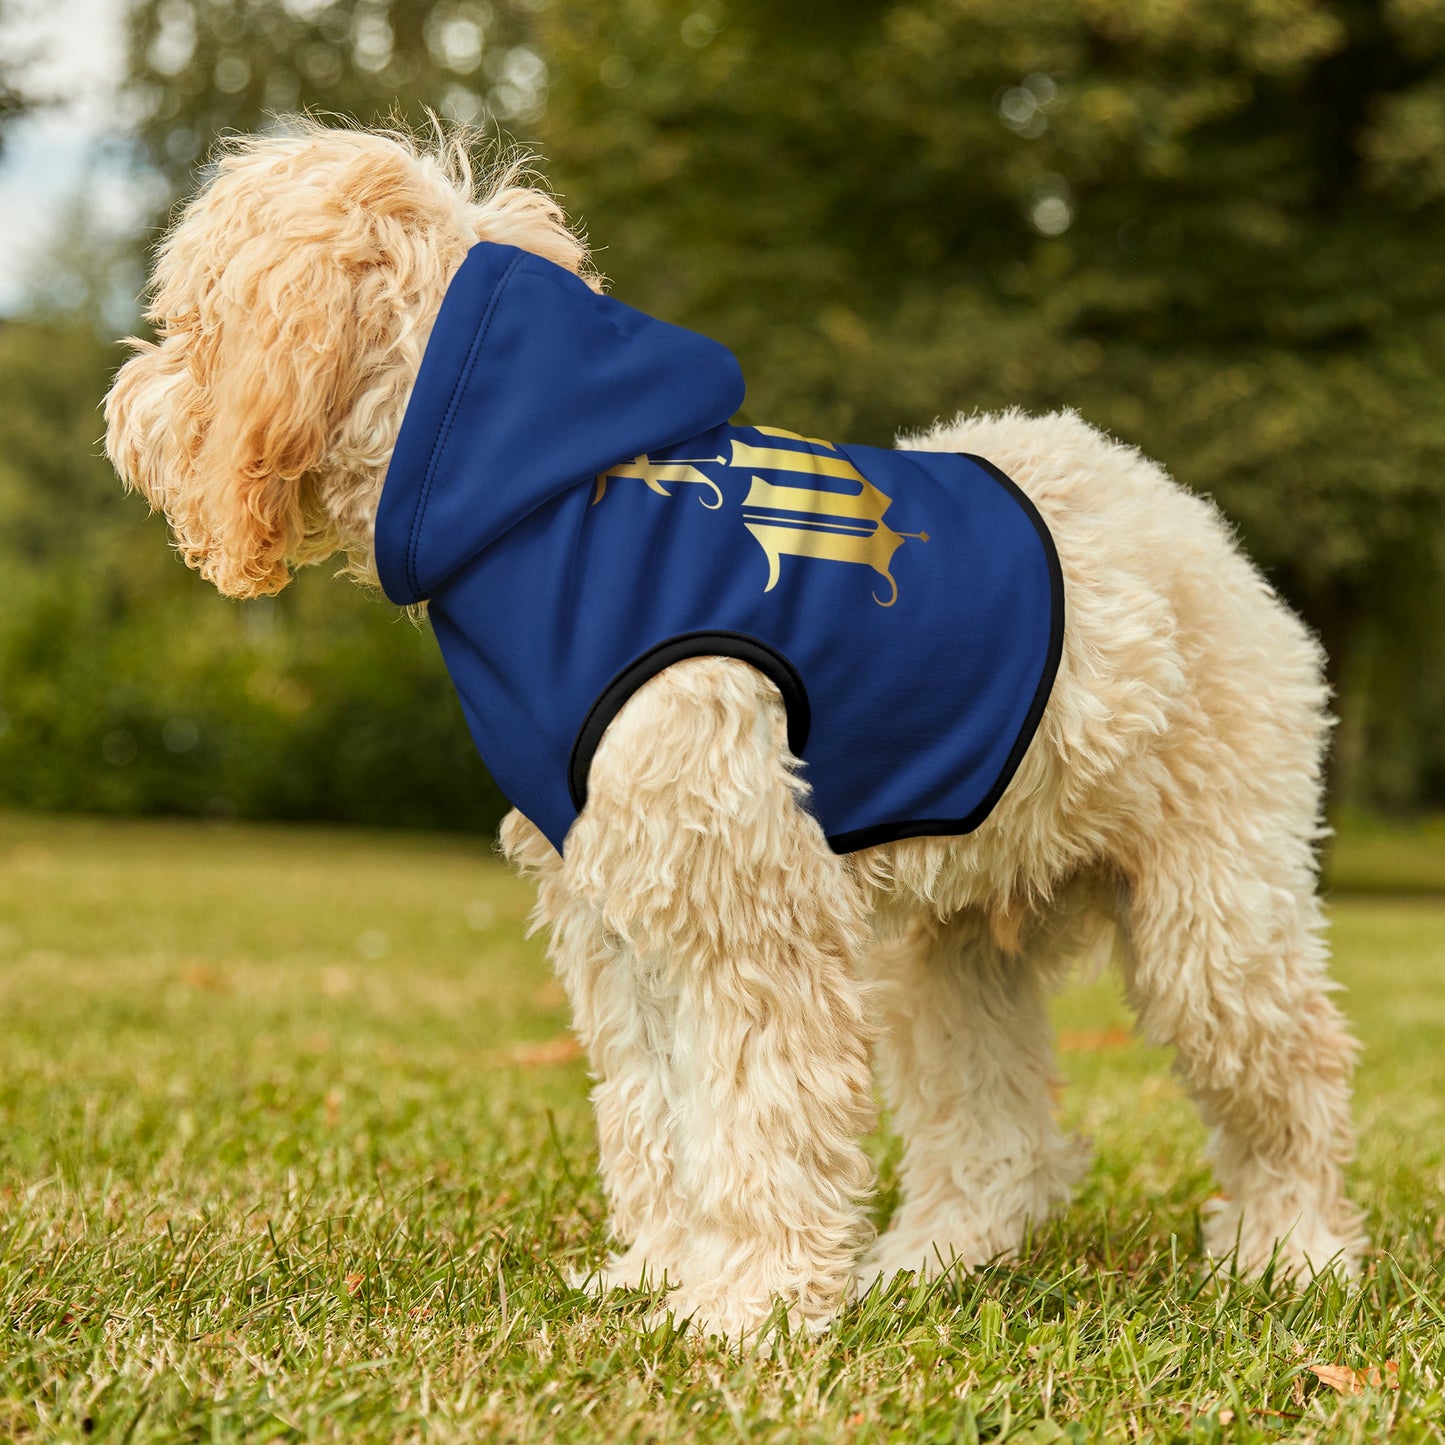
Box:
[1120, 830, 1363, 1279]
[860, 911, 1088, 1289]
[562, 659, 878, 1343]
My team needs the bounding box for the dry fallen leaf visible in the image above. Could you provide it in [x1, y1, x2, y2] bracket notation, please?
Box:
[500, 1037, 584, 1068]
[1056, 1027, 1133, 1052]
[344, 1273, 365, 1296]
[1310, 1362, 1399, 1395]
[180, 960, 230, 993]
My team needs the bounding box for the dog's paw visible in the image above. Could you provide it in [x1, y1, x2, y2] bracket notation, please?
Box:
[856, 1232, 998, 1296]
[860, 1204, 1041, 1292]
[645, 1286, 837, 1350]
[1202, 1196, 1366, 1283]
[861, 1136, 1091, 1295]
[570, 1245, 674, 1296]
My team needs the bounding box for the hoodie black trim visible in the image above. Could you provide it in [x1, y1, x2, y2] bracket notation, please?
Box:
[568, 632, 812, 813]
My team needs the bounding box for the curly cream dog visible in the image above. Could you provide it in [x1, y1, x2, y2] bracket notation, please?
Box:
[105, 123, 1363, 1341]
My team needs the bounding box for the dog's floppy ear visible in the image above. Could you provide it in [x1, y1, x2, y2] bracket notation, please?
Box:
[185, 239, 379, 598]
[106, 126, 597, 598]
[111, 234, 387, 599]
[106, 131, 445, 599]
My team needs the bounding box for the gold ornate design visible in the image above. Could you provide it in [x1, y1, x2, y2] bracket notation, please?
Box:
[593, 428, 928, 606]
[593, 453, 727, 508]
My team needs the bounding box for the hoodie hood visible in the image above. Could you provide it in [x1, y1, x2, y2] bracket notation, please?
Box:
[375, 243, 746, 605]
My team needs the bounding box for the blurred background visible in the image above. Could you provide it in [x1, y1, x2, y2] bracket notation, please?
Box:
[1, 0, 1443, 836]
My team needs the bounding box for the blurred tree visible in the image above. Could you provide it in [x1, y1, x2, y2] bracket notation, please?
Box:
[0, 315, 510, 830]
[533, 0, 1445, 805]
[0, 0, 37, 152]
[0, 0, 551, 833]
[124, 0, 544, 186]
[33, 0, 1442, 820]
[0, 317, 129, 571]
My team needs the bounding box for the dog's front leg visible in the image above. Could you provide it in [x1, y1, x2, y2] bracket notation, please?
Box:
[564, 659, 878, 1344]
[500, 809, 689, 1290]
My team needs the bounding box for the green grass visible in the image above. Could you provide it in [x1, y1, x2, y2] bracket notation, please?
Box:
[2, 812, 1443, 1442]
[1324, 811, 1445, 896]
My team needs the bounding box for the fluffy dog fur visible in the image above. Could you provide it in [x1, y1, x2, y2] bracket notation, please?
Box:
[106, 121, 1365, 1342]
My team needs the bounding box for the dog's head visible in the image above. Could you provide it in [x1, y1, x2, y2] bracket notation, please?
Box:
[105, 121, 593, 598]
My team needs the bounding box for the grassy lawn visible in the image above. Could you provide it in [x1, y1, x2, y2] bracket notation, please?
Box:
[2, 812, 1443, 1442]
[1324, 812, 1445, 897]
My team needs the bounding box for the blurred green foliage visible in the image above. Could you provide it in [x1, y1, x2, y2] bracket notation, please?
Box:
[0, 1, 34, 153]
[0, 317, 506, 830]
[2, 0, 1444, 829]
[535, 0, 1445, 806]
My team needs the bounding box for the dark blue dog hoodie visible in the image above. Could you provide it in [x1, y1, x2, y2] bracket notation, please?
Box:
[374, 243, 1063, 854]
